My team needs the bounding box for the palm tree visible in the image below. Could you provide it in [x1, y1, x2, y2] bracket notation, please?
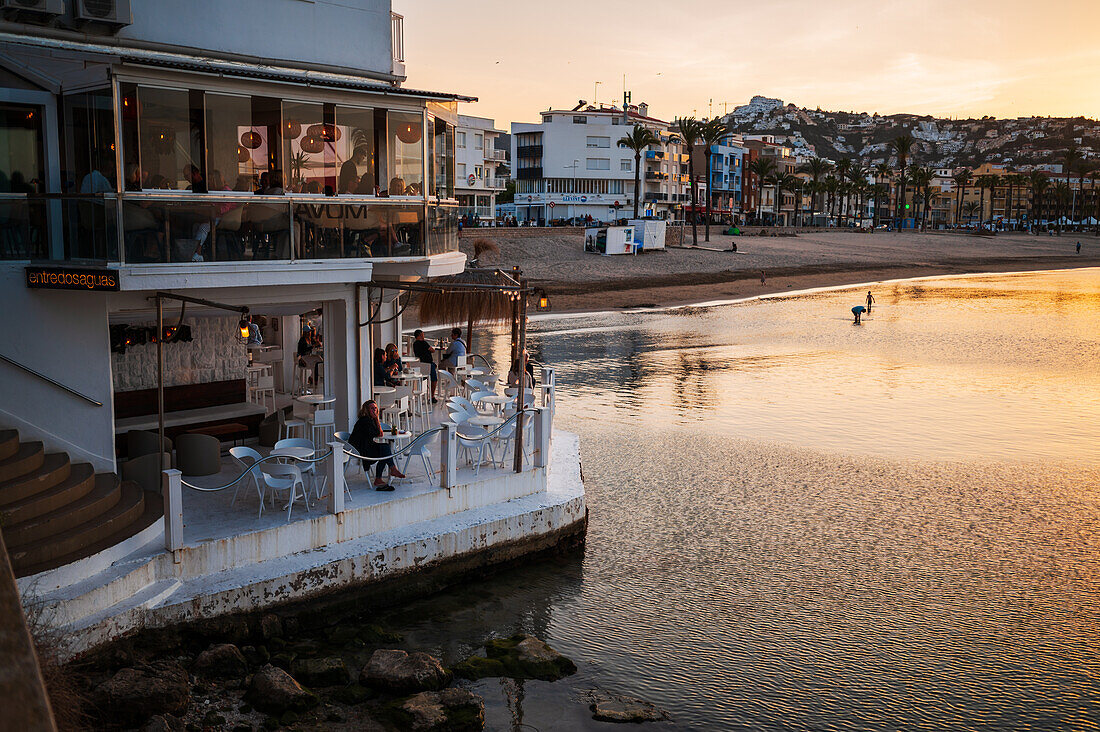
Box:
[824, 175, 839, 224]
[797, 157, 833, 225]
[889, 134, 914, 225]
[697, 118, 728, 241]
[909, 166, 935, 230]
[1029, 170, 1050, 226]
[1054, 181, 1072, 233]
[771, 172, 798, 225]
[674, 117, 701, 245]
[617, 125, 662, 220]
[975, 174, 998, 226]
[1064, 145, 1083, 221]
[748, 156, 776, 225]
[963, 200, 980, 226]
[847, 163, 869, 226]
[871, 182, 889, 228]
[873, 162, 891, 228]
[953, 170, 972, 227]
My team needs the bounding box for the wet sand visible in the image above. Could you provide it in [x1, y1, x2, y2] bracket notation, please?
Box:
[463, 229, 1100, 312]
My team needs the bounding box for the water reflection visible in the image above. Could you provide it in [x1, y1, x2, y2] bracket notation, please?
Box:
[406, 269, 1100, 731]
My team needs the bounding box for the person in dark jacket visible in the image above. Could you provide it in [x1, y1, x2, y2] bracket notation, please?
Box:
[412, 329, 439, 403]
[373, 348, 398, 387]
[348, 400, 404, 490]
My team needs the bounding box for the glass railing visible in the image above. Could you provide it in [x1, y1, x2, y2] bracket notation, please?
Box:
[0, 193, 459, 264]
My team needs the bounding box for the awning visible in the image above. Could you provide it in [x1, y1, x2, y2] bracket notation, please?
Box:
[0, 30, 476, 102]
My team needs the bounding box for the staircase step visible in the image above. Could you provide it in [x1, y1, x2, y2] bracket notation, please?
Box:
[0, 429, 18, 461]
[9, 480, 145, 575]
[0, 441, 44, 484]
[0, 455, 76, 513]
[3, 471, 117, 548]
[14, 486, 163, 579]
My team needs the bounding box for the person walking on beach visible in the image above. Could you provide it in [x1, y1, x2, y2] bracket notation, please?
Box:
[1077, 241, 1082, 254]
[866, 291, 875, 312]
[760, 270, 767, 286]
[851, 305, 866, 324]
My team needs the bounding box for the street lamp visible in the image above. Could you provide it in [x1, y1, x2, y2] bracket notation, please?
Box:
[564, 159, 580, 223]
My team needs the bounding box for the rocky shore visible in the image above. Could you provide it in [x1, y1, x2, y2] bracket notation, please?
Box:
[68, 605, 669, 730]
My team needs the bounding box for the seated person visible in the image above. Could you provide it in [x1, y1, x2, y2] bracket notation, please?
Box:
[340, 147, 369, 193]
[508, 351, 535, 389]
[373, 348, 399, 387]
[383, 342, 402, 378]
[412, 329, 439, 403]
[348, 400, 404, 490]
[440, 327, 467, 370]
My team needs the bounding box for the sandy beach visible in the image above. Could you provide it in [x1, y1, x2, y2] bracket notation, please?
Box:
[462, 228, 1100, 312]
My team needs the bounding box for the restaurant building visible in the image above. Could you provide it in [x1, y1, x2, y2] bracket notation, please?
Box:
[0, 0, 584, 655]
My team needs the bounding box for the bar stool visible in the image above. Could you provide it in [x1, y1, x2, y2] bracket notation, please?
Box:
[251, 375, 275, 414]
[309, 408, 335, 448]
[282, 411, 307, 440]
[293, 359, 311, 396]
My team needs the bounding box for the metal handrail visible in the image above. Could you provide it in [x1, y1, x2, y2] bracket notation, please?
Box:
[0, 353, 103, 407]
[180, 448, 334, 492]
[453, 407, 538, 442]
[338, 426, 445, 463]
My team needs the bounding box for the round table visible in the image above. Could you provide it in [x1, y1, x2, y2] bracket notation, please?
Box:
[466, 367, 487, 377]
[373, 431, 412, 444]
[478, 395, 512, 414]
[270, 445, 314, 460]
[468, 415, 503, 428]
[296, 394, 336, 412]
[372, 386, 396, 397]
[269, 445, 320, 502]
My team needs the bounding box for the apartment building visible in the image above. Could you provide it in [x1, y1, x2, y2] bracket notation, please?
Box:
[455, 114, 508, 221]
[510, 102, 691, 224]
[705, 134, 746, 220]
[742, 136, 797, 225]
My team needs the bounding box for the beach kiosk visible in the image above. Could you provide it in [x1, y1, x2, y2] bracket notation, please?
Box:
[584, 226, 637, 255]
[627, 219, 667, 251]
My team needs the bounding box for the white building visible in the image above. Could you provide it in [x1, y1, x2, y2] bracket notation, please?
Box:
[0, 0, 583, 660]
[510, 102, 690, 224]
[454, 114, 508, 222]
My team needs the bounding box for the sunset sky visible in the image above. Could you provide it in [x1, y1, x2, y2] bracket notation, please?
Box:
[401, 0, 1100, 127]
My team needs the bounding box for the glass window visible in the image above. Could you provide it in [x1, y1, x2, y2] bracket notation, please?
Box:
[586, 158, 610, 170]
[573, 116, 587, 124]
[335, 105, 375, 194]
[457, 163, 466, 178]
[586, 136, 610, 148]
[205, 93, 254, 192]
[282, 100, 334, 194]
[250, 96, 282, 193]
[610, 180, 623, 194]
[456, 131, 466, 148]
[137, 87, 200, 190]
[387, 110, 423, 195]
[61, 91, 112, 193]
[474, 132, 483, 150]
[620, 159, 631, 171]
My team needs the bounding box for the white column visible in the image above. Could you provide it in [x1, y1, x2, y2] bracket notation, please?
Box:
[533, 408, 551, 469]
[440, 421, 457, 489]
[327, 440, 346, 515]
[162, 469, 183, 559]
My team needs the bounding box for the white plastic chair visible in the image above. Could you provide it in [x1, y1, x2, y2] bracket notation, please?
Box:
[383, 384, 412, 433]
[448, 395, 481, 416]
[309, 408, 335, 447]
[438, 370, 461, 399]
[397, 429, 435, 480]
[456, 423, 496, 475]
[250, 374, 275, 414]
[274, 437, 324, 499]
[469, 390, 496, 409]
[494, 414, 533, 469]
[229, 446, 265, 515]
[258, 462, 310, 522]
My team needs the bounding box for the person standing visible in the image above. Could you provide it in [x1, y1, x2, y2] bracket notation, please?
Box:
[866, 291, 875, 312]
[1077, 241, 1082, 254]
[412, 329, 439, 403]
[760, 270, 767, 286]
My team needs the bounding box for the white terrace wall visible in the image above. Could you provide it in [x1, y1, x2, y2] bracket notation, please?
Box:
[0, 266, 116, 471]
[111, 316, 247, 392]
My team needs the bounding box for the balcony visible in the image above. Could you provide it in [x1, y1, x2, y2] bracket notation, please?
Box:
[0, 193, 459, 267]
[484, 148, 507, 162]
[515, 167, 542, 180]
[391, 12, 405, 78]
[644, 151, 664, 160]
[645, 171, 669, 181]
[516, 145, 543, 158]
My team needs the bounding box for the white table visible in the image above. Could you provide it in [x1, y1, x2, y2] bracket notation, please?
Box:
[295, 394, 336, 415]
[468, 415, 503, 428]
[374, 430, 412, 455]
[372, 386, 396, 397]
[478, 395, 512, 414]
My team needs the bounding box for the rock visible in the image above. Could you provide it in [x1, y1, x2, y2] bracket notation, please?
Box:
[484, 635, 577, 681]
[283, 616, 300, 637]
[193, 615, 251, 645]
[360, 649, 452, 694]
[293, 657, 351, 687]
[397, 689, 485, 731]
[331, 683, 377, 705]
[451, 655, 507, 680]
[247, 664, 319, 715]
[140, 713, 185, 732]
[358, 623, 403, 644]
[260, 613, 283, 640]
[270, 651, 298, 671]
[193, 643, 248, 678]
[242, 645, 270, 667]
[587, 691, 671, 723]
[95, 661, 191, 726]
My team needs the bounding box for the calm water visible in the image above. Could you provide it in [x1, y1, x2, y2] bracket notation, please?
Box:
[388, 268, 1100, 730]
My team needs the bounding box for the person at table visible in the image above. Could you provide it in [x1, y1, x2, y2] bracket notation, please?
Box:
[374, 348, 399, 388]
[508, 351, 535, 389]
[441, 327, 467, 370]
[340, 147, 369, 193]
[297, 325, 315, 358]
[348, 399, 404, 490]
[383, 343, 403, 379]
[412, 329, 439, 403]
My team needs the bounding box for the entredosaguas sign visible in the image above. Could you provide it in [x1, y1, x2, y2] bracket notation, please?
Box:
[25, 266, 119, 292]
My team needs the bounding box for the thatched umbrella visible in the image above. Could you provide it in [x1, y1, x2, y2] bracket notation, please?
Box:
[417, 267, 519, 356]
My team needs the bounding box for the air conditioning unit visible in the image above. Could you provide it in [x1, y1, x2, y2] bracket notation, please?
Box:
[73, 0, 132, 27]
[0, 0, 65, 19]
